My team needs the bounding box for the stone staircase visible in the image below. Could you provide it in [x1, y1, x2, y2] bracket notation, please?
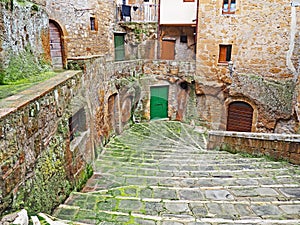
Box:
[53, 121, 300, 225]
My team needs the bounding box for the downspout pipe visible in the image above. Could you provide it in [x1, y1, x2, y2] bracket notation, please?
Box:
[157, 0, 161, 59]
[287, 4, 298, 82]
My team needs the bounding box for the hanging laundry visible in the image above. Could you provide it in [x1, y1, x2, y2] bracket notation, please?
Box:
[121, 5, 131, 21]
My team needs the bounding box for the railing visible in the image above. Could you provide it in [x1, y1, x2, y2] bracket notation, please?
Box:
[116, 3, 158, 23]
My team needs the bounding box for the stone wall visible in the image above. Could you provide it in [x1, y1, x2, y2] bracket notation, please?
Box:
[195, 0, 300, 133]
[207, 131, 300, 165]
[118, 22, 158, 60]
[0, 0, 49, 67]
[0, 58, 198, 216]
[46, 0, 115, 59]
[160, 26, 196, 60]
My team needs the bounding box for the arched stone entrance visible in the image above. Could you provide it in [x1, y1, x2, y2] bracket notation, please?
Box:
[49, 20, 64, 69]
[226, 101, 254, 132]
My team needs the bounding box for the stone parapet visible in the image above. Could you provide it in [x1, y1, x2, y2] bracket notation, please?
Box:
[208, 131, 300, 165]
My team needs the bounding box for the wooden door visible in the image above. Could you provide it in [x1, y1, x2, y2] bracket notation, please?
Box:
[49, 21, 63, 69]
[227, 101, 253, 132]
[161, 40, 175, 60]
[114, 34, 125, 61]
[150, 86, 169, 120]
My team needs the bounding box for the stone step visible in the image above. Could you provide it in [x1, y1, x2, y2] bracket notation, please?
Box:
[54, 194, 300, 224]
[52, 121, 300, 224]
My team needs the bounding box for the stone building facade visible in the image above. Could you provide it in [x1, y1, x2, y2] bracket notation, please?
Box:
[195, 0, 300, 133]
[46, 0, 115, 63]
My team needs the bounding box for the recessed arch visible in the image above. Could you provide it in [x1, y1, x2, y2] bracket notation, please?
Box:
[49, 20, 66, 69]
[226, 101, 254, 132]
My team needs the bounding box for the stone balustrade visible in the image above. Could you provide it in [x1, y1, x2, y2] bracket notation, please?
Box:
[208, 130, 300, 165]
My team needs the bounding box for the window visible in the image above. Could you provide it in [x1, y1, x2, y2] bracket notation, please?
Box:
[90, 17, 96, 31]
[219, 45, 232, 63]
[183, 0, 195, 2]
[69, 108, 87, 141]
[180, 35, 187, 43]
[222, 0, 236, 14]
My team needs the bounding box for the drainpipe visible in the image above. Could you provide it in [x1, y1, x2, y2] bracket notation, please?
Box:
[195, 0, 199, 56]
[286, 4, 298, 82]
[157, 0, 161, 59]
[288, 3, 300, 122]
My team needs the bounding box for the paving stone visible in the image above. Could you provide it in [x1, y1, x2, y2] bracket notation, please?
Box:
[153, 188, 178, 200]
[205, 190, 234, 200]
[250, 204, 282, 216]
[189, 203, 208, 218]
[144, 202, 165, 215]
[279, 188, 300, 198]
[279, 205, 300, 215]
[134, 218, 157, 225]
[255, 187, 279, 196]
[178, 189, 204, 200]
[164, 202, 190, 213]
[118, 199, 143, 212]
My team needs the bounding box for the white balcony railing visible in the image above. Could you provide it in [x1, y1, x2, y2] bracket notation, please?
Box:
[116, 3, 158, 22]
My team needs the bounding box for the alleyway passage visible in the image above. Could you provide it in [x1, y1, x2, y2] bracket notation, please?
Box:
[53, 121, 300, 225]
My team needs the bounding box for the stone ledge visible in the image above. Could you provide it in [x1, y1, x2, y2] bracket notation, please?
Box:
[208, 130, 300, 142]
[0, 70, 82, 119]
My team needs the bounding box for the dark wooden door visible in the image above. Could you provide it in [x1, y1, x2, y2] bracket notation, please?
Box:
[150, 86, 169, 120]
[161, 40, 175, 60]
[49, 21, 63, 69]
[226, 101, 253, 132]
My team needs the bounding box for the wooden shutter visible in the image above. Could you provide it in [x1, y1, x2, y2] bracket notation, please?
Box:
[161, 40, 175, 60]
[219, 45, 227, 62]
[227, 102, 253, 132]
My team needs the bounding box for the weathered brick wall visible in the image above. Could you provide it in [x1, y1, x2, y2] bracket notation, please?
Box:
[208, 131, 300, 165]
[0, 0, 49, 67]
[46, 0, 115, 59]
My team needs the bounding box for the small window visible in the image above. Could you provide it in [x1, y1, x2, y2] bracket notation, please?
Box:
[180, 35, 188, 43]
[219, 45, 232, 63]
[90, 17, 96, 31]
[222, 0, 236, 14]
[183, 0, 195, 2]
[69, 108, 87, 141]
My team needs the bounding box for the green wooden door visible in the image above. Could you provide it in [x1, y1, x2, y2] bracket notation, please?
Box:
[150, 86, 169, 120]
[114, 34, 125, 61]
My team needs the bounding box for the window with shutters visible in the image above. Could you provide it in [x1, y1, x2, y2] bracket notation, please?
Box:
[222, 0, 236, 14]
[218, 44, 232, 63]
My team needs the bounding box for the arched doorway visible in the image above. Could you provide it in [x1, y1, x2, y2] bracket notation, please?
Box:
[226, 101, 253, 132]
[49, 20, 64, 69]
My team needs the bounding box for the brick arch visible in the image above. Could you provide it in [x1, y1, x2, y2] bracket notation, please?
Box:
[225, 98, 257, 132]
[49, 19, 67, 68]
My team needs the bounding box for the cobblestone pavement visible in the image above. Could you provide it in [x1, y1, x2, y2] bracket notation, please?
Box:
[53, 121, 300, 225]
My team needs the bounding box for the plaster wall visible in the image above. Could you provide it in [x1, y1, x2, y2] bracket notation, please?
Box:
[160, 0, 197, 25]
